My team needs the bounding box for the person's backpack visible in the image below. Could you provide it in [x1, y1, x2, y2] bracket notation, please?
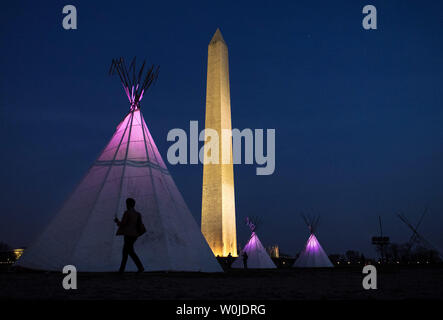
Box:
[136, 214, 147, 236]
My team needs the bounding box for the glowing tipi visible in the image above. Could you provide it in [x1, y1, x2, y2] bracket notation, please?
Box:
[17, 58, 222, 272]
[294, 215, 333, 268]
[232, 218, 276, 269]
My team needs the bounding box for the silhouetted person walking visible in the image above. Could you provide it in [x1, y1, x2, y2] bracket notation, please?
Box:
[114, 198, 145, 273]
[242, 252, 248, 269]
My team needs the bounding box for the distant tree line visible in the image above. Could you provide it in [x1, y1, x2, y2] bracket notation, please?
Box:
[328, 243, 441, 265]
[379, 242, 441, 264]
[329, 250, 366, 265]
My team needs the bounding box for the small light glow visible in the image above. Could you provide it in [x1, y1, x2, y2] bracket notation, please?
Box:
[13, 249, 24, 260]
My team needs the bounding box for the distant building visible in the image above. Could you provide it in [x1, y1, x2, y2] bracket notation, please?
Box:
[267, 245, 279, 258]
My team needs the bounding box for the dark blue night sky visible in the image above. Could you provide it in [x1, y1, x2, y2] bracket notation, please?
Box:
[1, 0, 442, 256]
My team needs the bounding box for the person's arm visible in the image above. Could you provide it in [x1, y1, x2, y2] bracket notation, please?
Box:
[114, 212, 128, 226]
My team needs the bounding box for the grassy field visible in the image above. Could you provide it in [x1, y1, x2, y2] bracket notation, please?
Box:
[1, 266, 442, 300]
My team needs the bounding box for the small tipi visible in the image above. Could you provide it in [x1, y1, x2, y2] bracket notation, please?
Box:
[294, 215, 333, 268]
[17, 58, 221, 272]
[232, 218, 276, 269]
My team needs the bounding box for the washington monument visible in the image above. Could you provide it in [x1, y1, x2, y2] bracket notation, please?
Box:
[201, 28, 237, 257]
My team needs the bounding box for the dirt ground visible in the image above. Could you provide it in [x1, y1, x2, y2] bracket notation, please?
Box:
[1, 266, 442, 300]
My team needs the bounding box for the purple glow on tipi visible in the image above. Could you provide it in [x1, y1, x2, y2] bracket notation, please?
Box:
[306, 234, 320, 251]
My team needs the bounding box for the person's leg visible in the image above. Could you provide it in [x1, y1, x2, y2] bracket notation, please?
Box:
[119, 236, 130, 272]
[126, 236, 144, 271]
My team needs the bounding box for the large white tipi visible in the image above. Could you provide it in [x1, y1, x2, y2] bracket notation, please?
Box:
[17, 58, 222, 272]
[294, 216, 333, 268]
[232, 218, 276, 269]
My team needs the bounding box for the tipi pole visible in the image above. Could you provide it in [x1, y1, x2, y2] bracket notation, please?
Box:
[114, 111, 135, 219]
[69, 109, 133, 259]
[139, 111, 171, 267]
